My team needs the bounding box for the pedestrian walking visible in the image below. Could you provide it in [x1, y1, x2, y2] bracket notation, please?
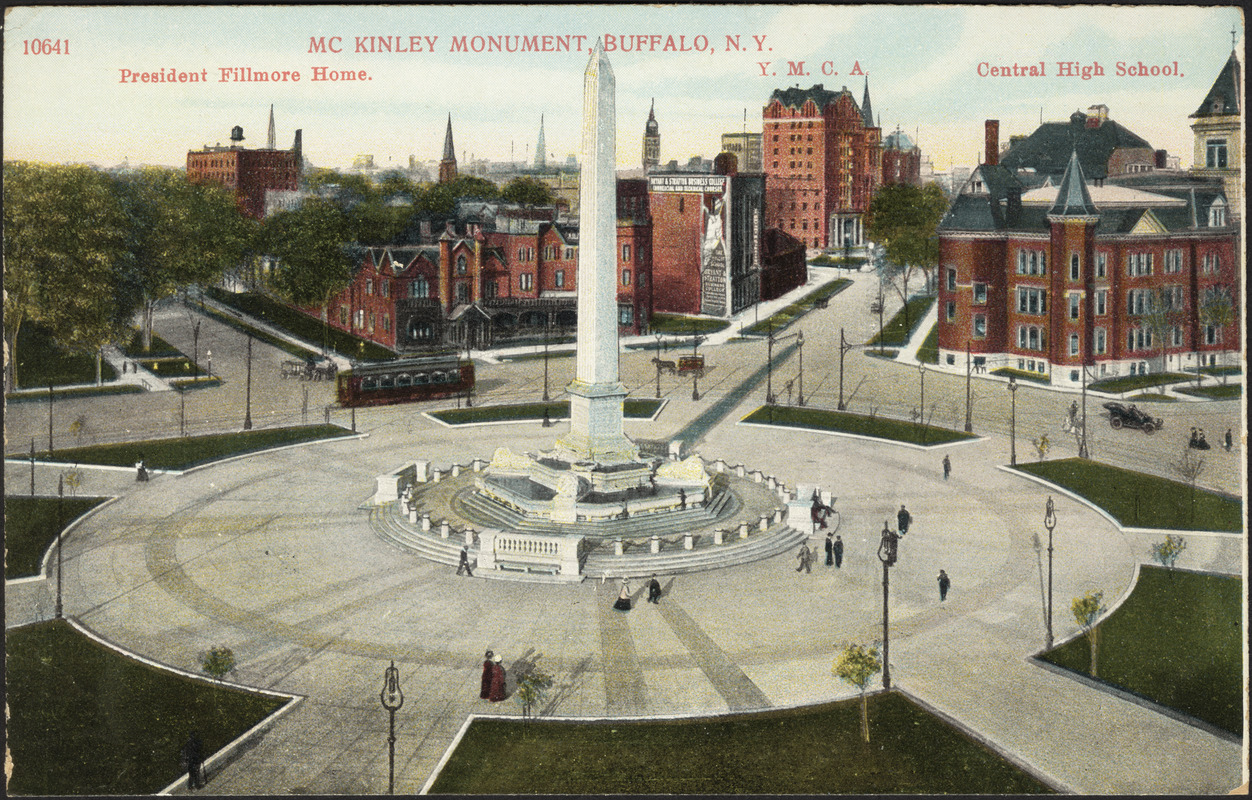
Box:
[824, 532, 834, 566]
[937, 569, 951, 601]
[1224, 428, 1233, 452]
[456, 545, 474, 577]
[942, 455, 951, 480]
[613, 578, 633, 611]
[479, 650, 494, 699]
[647, 575, 662, 603]
[897, 504, 912, 536]
[795, 542, 813, 573]
[833, 535, 844, 568]
[181, 731, 205, 790]
[488, 654, 507, 701]
[678, 488, 687, 509]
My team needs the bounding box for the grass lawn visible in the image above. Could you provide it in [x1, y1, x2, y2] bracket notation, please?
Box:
[1040, 565, 1241, 735]
[5, 384, 143, 403]
[199, 302, 322, 361]
[499, 350, 577, 363]
[916, 324, 938, 364]
[5, 620, 287, 795]
[3, 496, 110, 580]
[1088, 372, 1191, 393]
[1126, 393, 1178, 403]
[742, 405, 976, 446]
[742, 279, 851, 336]
[990, 367, 1051, 385]
[867, 295, 935, 347]
[207, 288, 396, 361]
[120, 330, 183, 358]
[1174, 384, 1242, 400]
[1013, 458, 1242, 532]
[14, 424, 354, 471]
[12, 324, 118, 389]
[649, 313, 731, 335]
[432, 399, 663, 425]
[809, 254, 867, 268]
[865, 348, 899, 359]
[171, 376, 224, 392]
[429, 691, 1052, 794]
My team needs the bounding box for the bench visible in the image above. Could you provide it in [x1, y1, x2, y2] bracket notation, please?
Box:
[496, 560, 561, 576]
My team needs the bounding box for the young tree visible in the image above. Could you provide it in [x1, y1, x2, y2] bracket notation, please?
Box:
[1071, 590, 1106, 678]
[1170, 447, 1206, 527]
[865, 182, 948, 332]
[514, 668, 554, 724]
[200, 646, 237, 681]
[832, 642, 881, 742]
[1149, 534, 1187, 570]
[1198, 285, 1235, 383]
[3, 162, 134, 391]
[1138, 288, 1181, 388]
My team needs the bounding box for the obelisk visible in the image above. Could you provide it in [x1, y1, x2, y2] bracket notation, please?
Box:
[555, 42, 638, 465]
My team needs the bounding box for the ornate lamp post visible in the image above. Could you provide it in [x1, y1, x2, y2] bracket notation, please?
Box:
[192, 319, 202, 376]
[796, 330, 805, 406]
[542, 319, 551, 402]
[55, 473, 64, 619]
[48, 383, 55, 454]
[917, 361, 926, 443]
[379, 660, 404, 795]
[1044, 496, 1057, 650]
[1007, 376, 1018, 466]
[30, 438, 36, 497]
[206, 349, 213, 378]
[243, 334, 253, 431]
[654, 333, 663, 399]
[964, 341, 973, 433]
[877, 521, 900, 689]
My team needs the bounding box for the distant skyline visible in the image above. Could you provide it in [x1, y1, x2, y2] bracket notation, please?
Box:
[3, 5, 1243, 173]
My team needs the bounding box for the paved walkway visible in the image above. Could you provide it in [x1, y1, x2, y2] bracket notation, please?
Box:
[6, 385, 1242, 795]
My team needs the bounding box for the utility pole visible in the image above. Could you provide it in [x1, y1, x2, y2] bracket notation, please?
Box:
[1079, 364, 1090, 458]
[243, 334, 253, 431]
[796, 330, 804, 406]
[964, 341, 973, 433]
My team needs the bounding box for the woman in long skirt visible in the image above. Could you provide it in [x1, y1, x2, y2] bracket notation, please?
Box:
[613, 579, 633, 611]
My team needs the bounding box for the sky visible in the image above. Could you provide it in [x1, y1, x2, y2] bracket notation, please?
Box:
[3, 5, 1244, 173]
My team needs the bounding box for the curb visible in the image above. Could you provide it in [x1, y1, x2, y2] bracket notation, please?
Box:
[737, 419, 984, 451]
[423, 399, 668, 429]
[177, 431, 369, 477]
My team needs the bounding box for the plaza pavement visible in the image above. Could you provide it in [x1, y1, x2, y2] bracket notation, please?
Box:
[4, 268, 1245, 794]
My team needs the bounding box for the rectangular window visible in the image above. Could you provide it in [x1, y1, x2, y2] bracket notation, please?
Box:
[1016, 287, 1046, 315]
[519, 273, 534, 291]
[339, 305, 349, 325]
[1069, 254, 1080, 281]
[947, 268, 956, 291]
[1095, 327, 1106, 354]
[622, 244, 631, 263]
[1096, 253, 1107, 278]
[1068, 294, 1080, 320]
[945, 301, 955, 322]
[1171, 326, 1183, 347]
[555, 269, 565, 288]
[1096, 289, 1107, 315]
[1164, 250, 1182, 274]
[1069, 333, 1079, 356]
[973, 314, 986, 338]
[973, 282, 987, 304]
[564, 246, 575, 260]
[365, 279, 374, 296]
[1017, 251, 1027, 275]
[619, 305, 634, 324]
[383, 314, 390, 333]
[622, 269, 631, 287]
[1206, 139, 1228, 169]
[1205, 324, 1218, 345]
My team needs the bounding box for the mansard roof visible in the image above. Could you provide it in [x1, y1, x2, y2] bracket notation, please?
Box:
[767, 83, 855, 113]
[1192, 51, 1241, 117]
[999, 114, 1152, 180]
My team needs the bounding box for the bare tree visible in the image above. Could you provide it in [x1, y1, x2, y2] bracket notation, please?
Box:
[1170, 447, 1206, 527]
[1198, 285, 1235, 384]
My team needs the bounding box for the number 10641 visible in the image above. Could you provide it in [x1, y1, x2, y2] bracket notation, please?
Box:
[24, 39, 70, 55]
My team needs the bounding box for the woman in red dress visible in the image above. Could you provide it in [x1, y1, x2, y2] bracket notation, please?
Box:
[488, 654, 507, 701]
[479, 650, 494, 699]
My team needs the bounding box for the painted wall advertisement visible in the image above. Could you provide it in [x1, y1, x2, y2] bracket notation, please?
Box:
[3, 4, 1246, 797]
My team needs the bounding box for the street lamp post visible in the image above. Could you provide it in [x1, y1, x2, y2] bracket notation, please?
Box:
[206, 349, 212, 378]
[1008, 376, 1018, 466]
[918, 361, 926, 443]
[838, 327, 853, 410]
[192, 320, 201, 377]
[48, 383, 54, 454]
[964, 341, 973, 433]
[654, 333, 663, 399]
[877, 521, 900, 689]
[243, 334, 253, 431]
[30, 438, 36, 497]
[379, 660, 404, 795]
[55, 474, 64, 619]
[542, 319, 551, 402]
[766, 322, 776, 405]
[1079, 365, 1089, 459]
[180, 389, 186, 437]
[796, 330, 805, 406]
[1044, 496, 1057, 650]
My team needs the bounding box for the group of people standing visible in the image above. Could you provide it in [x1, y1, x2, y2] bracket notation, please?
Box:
[479, 650, 506, 702]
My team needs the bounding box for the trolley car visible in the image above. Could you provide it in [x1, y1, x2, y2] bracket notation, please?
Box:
[336, 353, 474, 408]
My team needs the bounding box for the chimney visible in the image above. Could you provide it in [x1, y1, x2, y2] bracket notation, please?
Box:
[1155, 149, 1167, 169]
[985, 120, 999, 166]
[1006, 185, 1022, 225]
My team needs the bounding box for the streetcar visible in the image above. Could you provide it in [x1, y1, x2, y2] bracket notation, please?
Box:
[336, 353, 474, 407]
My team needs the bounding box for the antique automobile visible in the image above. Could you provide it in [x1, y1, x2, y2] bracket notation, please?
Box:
[1102, 402, 1163, 434]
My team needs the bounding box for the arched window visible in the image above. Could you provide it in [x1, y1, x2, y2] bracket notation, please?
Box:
[411, 275, 429, 298]
[456, 254, 468, 274]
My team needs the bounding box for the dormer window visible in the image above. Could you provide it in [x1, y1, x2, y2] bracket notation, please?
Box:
[1208, 197, 1228, 227]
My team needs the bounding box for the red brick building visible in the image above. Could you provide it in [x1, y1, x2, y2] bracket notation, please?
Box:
[763, 82, 881, 251]
[937, 121, 1239, 386]
[187, 122, 301, 220]
[882, 128, 921, 186]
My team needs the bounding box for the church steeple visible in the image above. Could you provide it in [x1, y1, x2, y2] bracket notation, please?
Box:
[439, 114, 458, 183]
[534, 114, 547, 168]
[642, 98, 660, 171]
[860, 78, 875, 128]
[267, 104, 276, 149]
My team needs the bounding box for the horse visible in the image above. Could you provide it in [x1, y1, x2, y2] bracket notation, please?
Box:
[651, 357, 677, 374]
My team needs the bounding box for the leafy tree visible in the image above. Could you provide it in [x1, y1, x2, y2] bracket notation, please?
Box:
[1198, 285, 1235, 383]
[118, 168, 252, 350]
[377, 170, 420, 204]
[1170, 447, 1206, 527]
[417, 175, 500, 216]
[514, 668, 554, 723]
[1031, 433, 1050, 461]
[832, 642, 881, 742]
[1137, 287, 1182, 386]
[200, 645, 236, 680]
[260, 199, 355, 351]
[3, 162, 133, 391]
[1150, 534, 1187, 570]
[866, 182, 947, 331]
[1071, 590, 1106, 678]
[501, 176, 556, 207]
